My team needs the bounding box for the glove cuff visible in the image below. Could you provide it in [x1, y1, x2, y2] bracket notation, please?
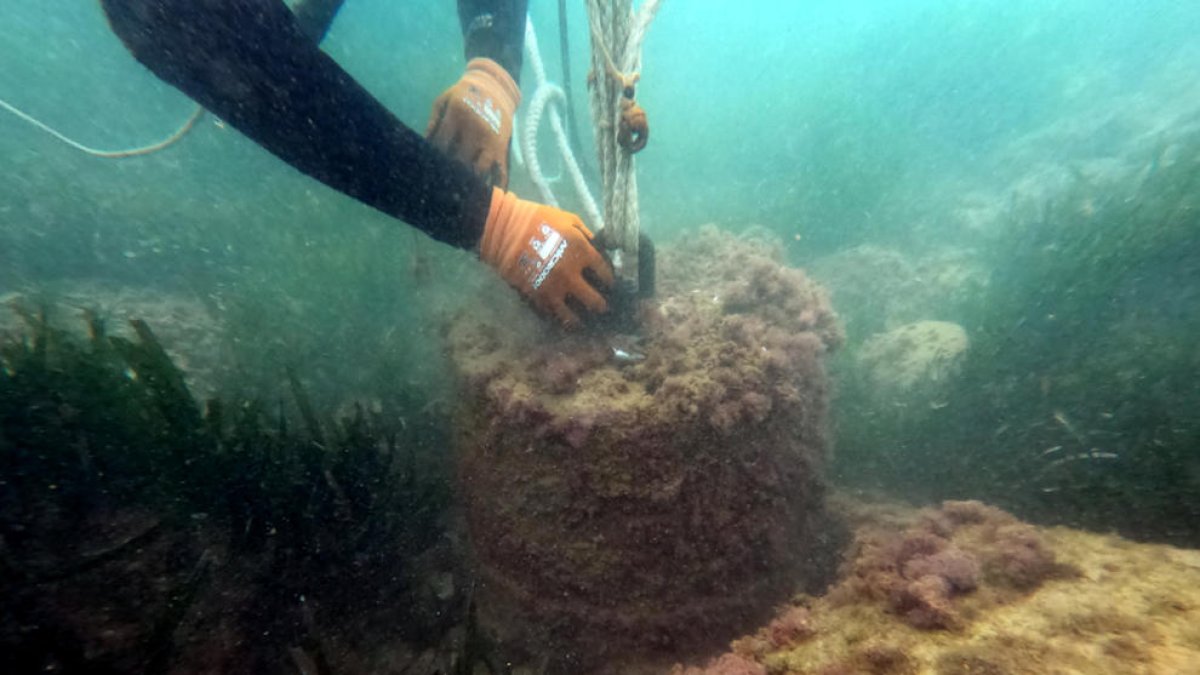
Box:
[465, 57, 521, 110]
[479, 187, 531, 268]
[479, 187, 512, 265]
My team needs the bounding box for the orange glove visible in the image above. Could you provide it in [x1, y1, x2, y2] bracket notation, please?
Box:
[480, 188, 614, 327]
[426, 58, 520, 189]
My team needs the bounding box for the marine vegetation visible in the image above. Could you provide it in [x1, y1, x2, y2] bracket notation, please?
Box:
[833, 130, 1200, 545]
[0, 307, 454, 673]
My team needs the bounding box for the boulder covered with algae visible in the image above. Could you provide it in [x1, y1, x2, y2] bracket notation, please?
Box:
[679, 496, 1200, 674]
[445, 225, 846, 672]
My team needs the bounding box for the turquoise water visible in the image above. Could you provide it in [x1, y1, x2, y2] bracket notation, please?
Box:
[2, 0, 1199, 670]
[4, 0, 1198, 547]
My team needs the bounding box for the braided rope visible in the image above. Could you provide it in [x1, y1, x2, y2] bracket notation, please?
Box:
[585, 0, 663, 283]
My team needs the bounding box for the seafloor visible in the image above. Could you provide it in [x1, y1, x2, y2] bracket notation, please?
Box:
[4, 227, 1200, 674]
[674, 495, 1200, 675]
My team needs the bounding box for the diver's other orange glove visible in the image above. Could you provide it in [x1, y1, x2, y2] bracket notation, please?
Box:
[426, 58, 520, 189]
[480, 188, 614, 327]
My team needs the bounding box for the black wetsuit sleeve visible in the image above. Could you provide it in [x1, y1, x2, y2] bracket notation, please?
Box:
[99, 0, 491, 250]
[291, 0, 345, 43]
[457, 0, 529, 82]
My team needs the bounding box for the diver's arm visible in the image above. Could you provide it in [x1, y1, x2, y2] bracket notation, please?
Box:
[291, 0, 346, 43]
[99, 0, 490, 250]
[457, 0, 529, 82]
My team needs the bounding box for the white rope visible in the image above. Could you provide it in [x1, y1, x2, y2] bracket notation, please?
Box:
[622, 1, 662, 74]
[0, 97, 203, 158]
[585, 0, 663, 284]
[517, 18, 604, 230]
[511, 109, 524, 167]
[521, 83, 562, 207]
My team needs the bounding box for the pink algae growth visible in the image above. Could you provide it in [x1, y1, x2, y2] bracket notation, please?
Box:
[831, 499, 1073, 630]
[765, 606, 817, 648]
[671, 653, 767, 675]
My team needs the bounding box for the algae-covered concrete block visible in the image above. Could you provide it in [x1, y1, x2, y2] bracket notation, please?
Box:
[447, 226, 846, 673]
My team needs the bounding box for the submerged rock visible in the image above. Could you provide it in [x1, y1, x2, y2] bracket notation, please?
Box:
[856, 320, 969, 407]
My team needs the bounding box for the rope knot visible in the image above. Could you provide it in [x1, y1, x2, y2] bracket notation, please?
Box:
[606, 70, 648, 154]
[618, 99, 648, 154]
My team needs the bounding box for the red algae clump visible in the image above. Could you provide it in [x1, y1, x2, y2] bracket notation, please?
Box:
[446, 225, 845, 673]
[829, 499, 1072, 630]
[765, 606, 817, 648]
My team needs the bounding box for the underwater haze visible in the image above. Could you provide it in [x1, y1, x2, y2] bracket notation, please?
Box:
[3, 0, 1200, 672]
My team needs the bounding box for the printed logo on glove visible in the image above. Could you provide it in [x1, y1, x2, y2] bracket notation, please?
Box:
[426, 58, 520, 189]
[480, 188, 614, 328]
